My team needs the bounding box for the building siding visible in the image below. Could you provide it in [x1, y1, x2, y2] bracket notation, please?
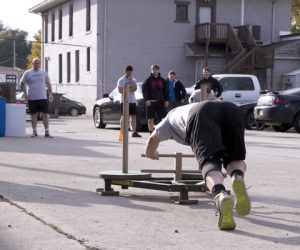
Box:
[30, 0, 294, 114]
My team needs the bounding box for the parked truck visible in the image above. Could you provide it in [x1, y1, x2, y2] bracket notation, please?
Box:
[186, 74, 264, 130]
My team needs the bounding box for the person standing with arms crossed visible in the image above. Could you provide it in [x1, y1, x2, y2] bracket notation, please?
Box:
[142, 64, 169, 134]
[117, 65, 142, 138]
[20, 58, 53, 138]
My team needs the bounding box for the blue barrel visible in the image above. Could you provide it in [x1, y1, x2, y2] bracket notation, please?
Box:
[0, 97, 6, 137]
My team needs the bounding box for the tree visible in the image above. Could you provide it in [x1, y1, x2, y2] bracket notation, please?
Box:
[0, 22, 31, 69]
[27, 31, 41, 69]
[291, 0, 300, 33]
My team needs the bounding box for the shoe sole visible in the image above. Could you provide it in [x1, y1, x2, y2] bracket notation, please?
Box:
[232, 177, 251, 216]
[218, 196, 236, 230]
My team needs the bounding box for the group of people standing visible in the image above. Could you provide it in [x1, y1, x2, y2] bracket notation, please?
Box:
[117, 64, 187, 137]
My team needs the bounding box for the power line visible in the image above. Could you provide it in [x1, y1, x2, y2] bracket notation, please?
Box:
[0, 37, 90, 48]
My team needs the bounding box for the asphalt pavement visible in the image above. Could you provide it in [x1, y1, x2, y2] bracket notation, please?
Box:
[0, 116, 299, 250]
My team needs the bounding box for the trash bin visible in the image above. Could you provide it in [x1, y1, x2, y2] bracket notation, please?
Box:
[0, 97, 6, 137]
[48, 93, 62, 118]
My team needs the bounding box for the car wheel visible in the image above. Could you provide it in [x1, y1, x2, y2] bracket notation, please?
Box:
[94, 107, 106, 128]
[69, 107, 79, 117]
[293, 113, 300, 133]
[271, 124, 291, 132]
[245, 110, 265, 130]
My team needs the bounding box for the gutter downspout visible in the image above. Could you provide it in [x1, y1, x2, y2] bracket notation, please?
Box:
[102, 0, 107, 97]
[241, 0, 245, 25]
[271, 0, 276, 43]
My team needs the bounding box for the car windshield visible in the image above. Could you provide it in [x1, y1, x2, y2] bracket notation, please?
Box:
[281, 88, 300, 96]
[109, 87, 120, 99]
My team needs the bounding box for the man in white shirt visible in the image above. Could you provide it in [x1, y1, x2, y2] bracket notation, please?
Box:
[20, 58, 53, 138]
[144, 96, 251, 230]
[117, 65, 141, 137]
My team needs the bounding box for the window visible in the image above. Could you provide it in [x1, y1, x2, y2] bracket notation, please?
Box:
[86, 47, 90, 72]
[59, 9, 62, 40]
[219, 77, 254, 91]
[75, 50, 80, 82]
[44, 14, 48, 43]
[67, 52, 71, 83]
[51, 13, 55, 42]
[59, 54, 63, 83]
[86, 0, 91, 31]
[45, 58, 49, 72]
[175, 1, 190, 23]
[69, 4, 73, 37]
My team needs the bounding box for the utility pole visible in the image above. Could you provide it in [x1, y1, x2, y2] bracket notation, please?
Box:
[13, 40, 16, 68]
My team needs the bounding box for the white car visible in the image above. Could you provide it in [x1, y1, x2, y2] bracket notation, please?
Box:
[186, 74, 264, 130]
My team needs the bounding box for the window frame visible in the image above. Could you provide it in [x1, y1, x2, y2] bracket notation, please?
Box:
[67, 52, 71, 83]
[59, 54, 63, 84]
[44, 14, 48, 43]
[51, 12, 55, 42]
[86, 0, 91, 32]
[175, 1, 190, 23]
[58, 9, 63, 40]
[75, 50, 80, 82]
[69, 4, 73, 37]
[86, 47, 91, 72]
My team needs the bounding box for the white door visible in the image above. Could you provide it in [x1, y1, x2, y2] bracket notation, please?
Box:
[199, 7, 212, 24]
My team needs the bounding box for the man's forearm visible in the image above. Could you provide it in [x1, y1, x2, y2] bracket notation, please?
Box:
[145, 131, 160, 159]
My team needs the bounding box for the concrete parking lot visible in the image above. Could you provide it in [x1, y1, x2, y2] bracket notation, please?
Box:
[0, 116, 299, 250]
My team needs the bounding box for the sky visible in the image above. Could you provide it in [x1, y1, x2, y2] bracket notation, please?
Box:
[0, 0, 42, 40]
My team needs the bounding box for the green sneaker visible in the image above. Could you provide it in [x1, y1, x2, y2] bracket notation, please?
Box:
[214, 191, 236, 230]
[232, 175, 251, 216]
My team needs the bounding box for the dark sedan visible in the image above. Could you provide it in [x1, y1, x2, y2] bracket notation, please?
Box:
[93, 83, 147, 130]
[59, 96, 86, 116]
[254, 88, 300, 132]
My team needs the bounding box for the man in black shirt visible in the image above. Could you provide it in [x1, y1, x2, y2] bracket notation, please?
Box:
[194, 67, 223, 98]
[142, 64, 169, 133]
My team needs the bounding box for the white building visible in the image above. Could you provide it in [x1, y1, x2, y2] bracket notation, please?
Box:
[30, 0, 293, 113]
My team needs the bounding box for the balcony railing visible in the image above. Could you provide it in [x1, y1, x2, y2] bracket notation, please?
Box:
[195, 23, 243, 53]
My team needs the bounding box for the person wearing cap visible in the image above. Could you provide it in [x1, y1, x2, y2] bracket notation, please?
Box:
[117, 65, 142, 138]
[144, 91, 251, 230]
[166, 70, 186, 111]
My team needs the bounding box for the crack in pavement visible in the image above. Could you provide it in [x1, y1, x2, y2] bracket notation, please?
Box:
[0, 195, 101, 250]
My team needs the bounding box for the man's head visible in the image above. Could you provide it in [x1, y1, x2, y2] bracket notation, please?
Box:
[125, 65, 133, 77]
[168, 70, 176, 81]
[202, 67, 211, 79]
[151, 64, 160, 77]
[32, 58, 41, 71]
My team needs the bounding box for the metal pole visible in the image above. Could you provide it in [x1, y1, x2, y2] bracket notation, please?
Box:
[122, 83, 129, 173]
[13, 40, 16, 68]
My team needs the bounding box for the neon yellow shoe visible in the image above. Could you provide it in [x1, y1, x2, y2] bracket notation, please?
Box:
[214, 191, 236, 230]
[232, 175, 251, 216]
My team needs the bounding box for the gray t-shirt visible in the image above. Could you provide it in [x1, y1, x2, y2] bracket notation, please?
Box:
[20, 69, 50, 100]
[155, 103, 198, 145]
[117, 75, 137, 103]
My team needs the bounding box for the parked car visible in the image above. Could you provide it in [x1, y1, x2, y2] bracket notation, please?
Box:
[186, 74, 264, 130]
[254, 88, 300, 133]
[93, 83, 147, 130]
[16, 91, 86, 117]
[58, 95, 86, 116]
[93, 80, 264, 131]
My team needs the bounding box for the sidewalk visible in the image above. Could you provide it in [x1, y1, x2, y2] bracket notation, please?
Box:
[0, 117, 299, 249]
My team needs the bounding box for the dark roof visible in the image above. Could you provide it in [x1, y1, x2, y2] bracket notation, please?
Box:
[185, 43, 227, 57]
